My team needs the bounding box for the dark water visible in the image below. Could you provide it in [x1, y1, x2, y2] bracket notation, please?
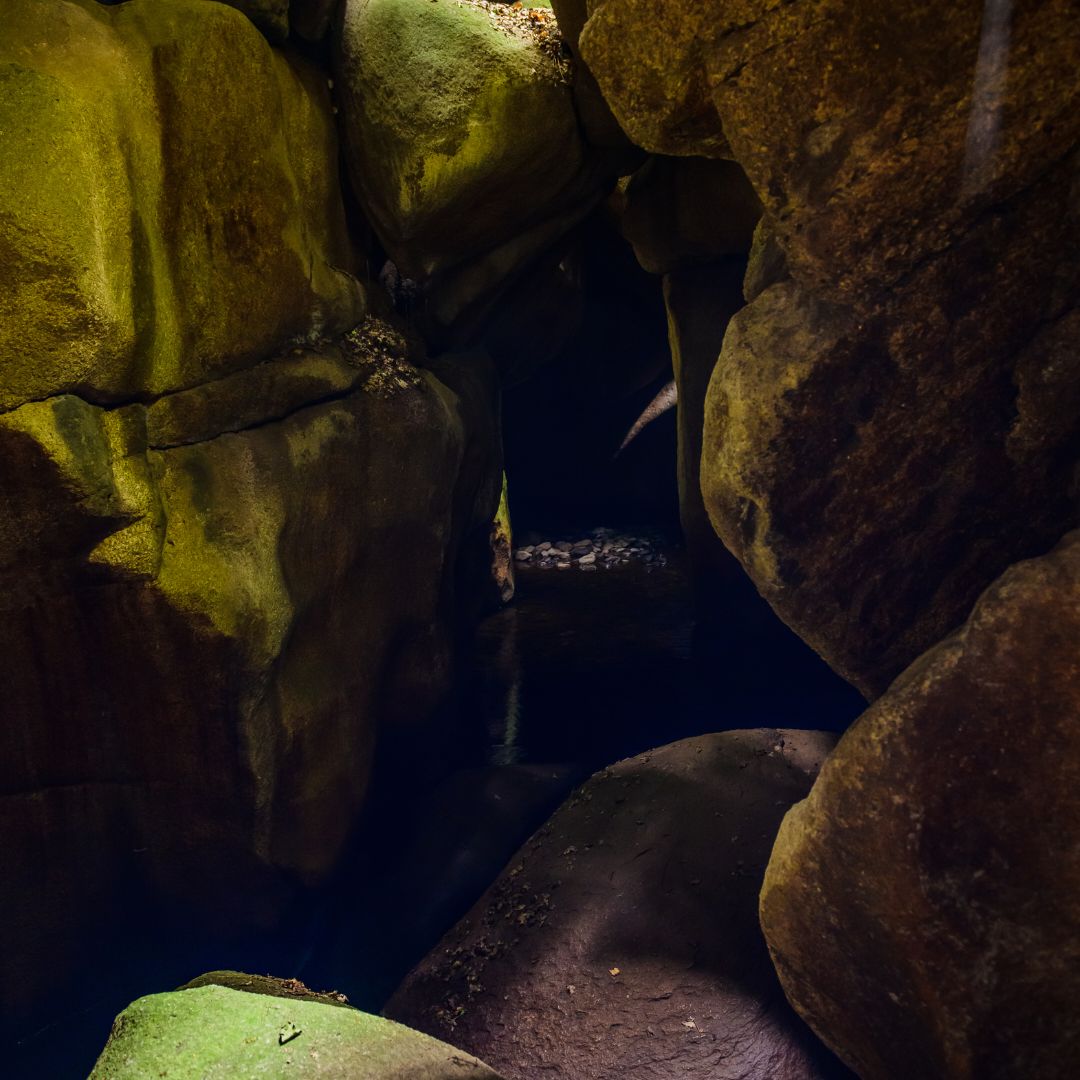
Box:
[13, 539, 864, 1077]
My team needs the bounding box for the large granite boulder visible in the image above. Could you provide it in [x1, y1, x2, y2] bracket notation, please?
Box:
[1, 0, 502, 1034]
[577, 0, 1080, 695]
[1, 326, 500, 1030]
[334, 0, 606, 316]
[387, 730, 849, 1079]
[90, 983, 505, 1078]
[0, 0, 363, 413]
[760, 530, 1080, 1079]
[702, 160, 1080, 695]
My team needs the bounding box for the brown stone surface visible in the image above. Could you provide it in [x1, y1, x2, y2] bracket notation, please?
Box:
[702, 153, 1080, 696]
[387, 730, 850, 1080]
[663, 261, 750, 616]
[760, 530, 1080, 1080]
[622, 156, 761, 276]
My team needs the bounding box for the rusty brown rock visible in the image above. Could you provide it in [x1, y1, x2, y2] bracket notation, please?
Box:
[387, 729, 851, 1080]
[760, 530, 1080, 1080]
[702, 154, 1080, 696]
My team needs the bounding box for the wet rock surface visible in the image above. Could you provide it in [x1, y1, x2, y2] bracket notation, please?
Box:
[387, 729, 851, 1079]
[760, 530, 1080, 1080]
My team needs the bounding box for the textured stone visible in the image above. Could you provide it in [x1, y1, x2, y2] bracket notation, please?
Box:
[760, 530, 1080, 1080]
[622, 156, 761, 275]
[0, 0, 363, 414]
[387, 730, 848, 1080]
[0, 339, 500, 1029]
[90, 984, 505, 1079]
[702, 154, 1080, 696]
[334, 0, 604, 287]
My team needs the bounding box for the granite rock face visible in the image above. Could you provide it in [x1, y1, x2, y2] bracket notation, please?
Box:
[1, 0, 501, 1035]
[760, 530, 1080, 1080]
[90, 984, 505, 1079]
[1, 333, 500, 1028]
[334, 0, 606, 324]
[576, 0, 1080, 694]
[388, 730, 848, 1080]
[0, 0, 364, 414]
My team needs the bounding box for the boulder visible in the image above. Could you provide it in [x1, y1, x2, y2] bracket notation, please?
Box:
[663, 260, 751, 617]
[219, 0, 290, 41]
[90, 983, 504, 1078]
[387, 730, 848, 1080]
[577, 0, 733, 157]
[0, 0, 363, 413]
[702, 156, 1080, 695]
[0, 326, 501, 1029]
[760, 530, 1080, 1080]
[621, 156, 761, 275]
[333, 0, 606, 293]
[574, 0, 1080, 695]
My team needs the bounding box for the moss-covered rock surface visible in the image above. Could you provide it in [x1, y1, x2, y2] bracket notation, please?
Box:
[90, 984, 505, 1078]
[0, 0, 362, 413]
[334, 0, 604, 296]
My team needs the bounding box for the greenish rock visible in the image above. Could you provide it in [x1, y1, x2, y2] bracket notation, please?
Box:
[218, 0, 291, 42]
[0, 331, 501, 1032]
[760, 530, 1080, 1079]
[90, 984, 505, 1078]
[333, 0, 605, 287]
[0, 0, 363, 413]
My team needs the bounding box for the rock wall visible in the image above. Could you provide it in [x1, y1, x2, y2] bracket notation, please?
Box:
[1, 0, 500, 1031]
[760, 531, 1080, 1079]
[578, 0, 1080, 696]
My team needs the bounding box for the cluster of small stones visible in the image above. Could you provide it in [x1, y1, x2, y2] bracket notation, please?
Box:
[341, 316, 423, 396]
[514, 528, 668, 571]
[455, 0, 568, 68]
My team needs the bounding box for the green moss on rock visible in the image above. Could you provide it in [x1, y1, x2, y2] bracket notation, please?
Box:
[334, 0, 602, 284]
[90, 984, 505, 1078]
[0, 0, 362, 412]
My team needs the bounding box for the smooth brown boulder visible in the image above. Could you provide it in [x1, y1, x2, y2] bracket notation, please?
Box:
[702, 154, 1080, 695]
[387, 730, 849, 1080]
[761, 530, 1080, 1079]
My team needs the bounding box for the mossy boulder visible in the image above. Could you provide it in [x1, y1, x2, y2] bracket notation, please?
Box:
[621, 156, 760, 275]
[760, 531, 1080, 1079]
[90, 984, 505, 1078]
[333, 0, 605, 290]
[217, 0, 291, 41]
[0, 331, 501, 1032]
[0, 0, 362, 413]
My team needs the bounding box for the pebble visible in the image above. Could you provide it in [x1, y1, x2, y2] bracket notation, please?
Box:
[512, 528, 669, 573]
